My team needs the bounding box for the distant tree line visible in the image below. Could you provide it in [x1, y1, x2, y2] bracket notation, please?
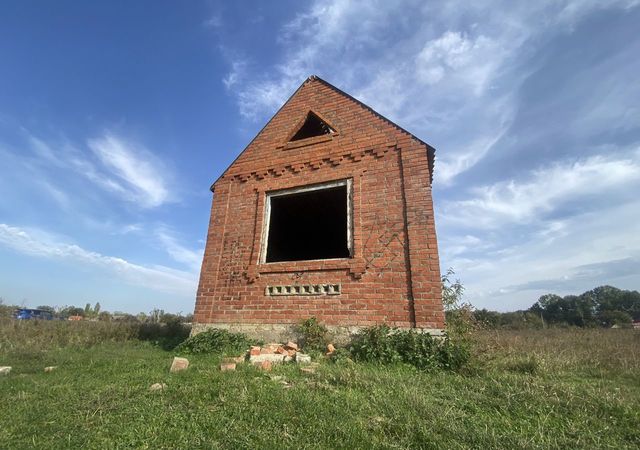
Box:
[473, 286, 640, 329]
[0, 298, 193, 324]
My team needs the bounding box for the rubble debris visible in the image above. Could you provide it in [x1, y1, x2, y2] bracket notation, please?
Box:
[296, 353, 312, 364]
[149, 382, 168, 391]
[327, 344, 336, 354]
[169, 357, 189, 373]
[250, 353, 286, 364]
[220, 361, 236, 372]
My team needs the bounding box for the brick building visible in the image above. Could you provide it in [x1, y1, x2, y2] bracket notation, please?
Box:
[193, 76, 444, 340]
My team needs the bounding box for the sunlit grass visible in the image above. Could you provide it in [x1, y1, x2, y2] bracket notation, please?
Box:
[0, 327, 638, 448]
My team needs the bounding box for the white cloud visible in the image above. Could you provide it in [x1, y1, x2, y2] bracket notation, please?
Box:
[416, 31, 506, 96]
[22, 131, 175, 209]
[441, 150, 640, 228]
[88, 134, 171, 208]
[155, 227, 204, 272]
[436, 127, 508, 185]
[0, 223, 197, 296]
[221, 0, 638, 182]
[451, 201, 640, 310]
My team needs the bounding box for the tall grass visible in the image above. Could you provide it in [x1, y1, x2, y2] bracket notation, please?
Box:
[0, 319, 190, 354]
[473, 328, 640, 375]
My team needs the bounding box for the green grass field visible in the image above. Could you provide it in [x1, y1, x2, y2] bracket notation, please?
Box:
[1, 326, 639, 449]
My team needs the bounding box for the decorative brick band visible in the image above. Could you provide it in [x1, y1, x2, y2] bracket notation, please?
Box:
[226, 145, 392, 184]
[265, 283, 341, 296]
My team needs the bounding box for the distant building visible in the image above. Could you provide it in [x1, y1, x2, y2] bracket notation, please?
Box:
[14, 308, 53, 320]
[633, 320, 640, 330]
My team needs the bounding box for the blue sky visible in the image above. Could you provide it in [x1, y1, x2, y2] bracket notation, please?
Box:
[1, 1, 639, 314]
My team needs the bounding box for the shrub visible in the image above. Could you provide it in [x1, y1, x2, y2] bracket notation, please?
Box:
[442, 268, 477, 339]
[296, 317, 329, 351]
[349, 325, 470, 372]
[137, 321, 191, 350]
[348, 325, 400, 364]
[174, 329, 253, 355]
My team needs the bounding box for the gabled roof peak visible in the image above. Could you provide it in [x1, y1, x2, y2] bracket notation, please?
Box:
[211, 75, 435, 190]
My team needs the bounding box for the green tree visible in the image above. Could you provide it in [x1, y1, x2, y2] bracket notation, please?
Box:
[36, 305, 56, 314]
[98, 311, 112, 322]
[599, 310, 632, 327]
[473, 309, 501, 329]
[59, 306, 85, 318]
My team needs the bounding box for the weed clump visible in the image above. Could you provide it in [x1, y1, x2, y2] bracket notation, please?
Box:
[349, 325, 470, 372]
[175, 329, 253, 355]
[137, 321, 190, 350]
[295, 317, 329, 351]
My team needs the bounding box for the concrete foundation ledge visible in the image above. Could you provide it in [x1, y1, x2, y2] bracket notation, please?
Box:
[190, 322, 445, 345]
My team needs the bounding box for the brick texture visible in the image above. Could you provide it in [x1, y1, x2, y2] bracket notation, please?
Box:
[194, 76, 445, 331]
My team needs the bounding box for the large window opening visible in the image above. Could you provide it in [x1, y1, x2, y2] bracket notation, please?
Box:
[263, 180, 351, 263]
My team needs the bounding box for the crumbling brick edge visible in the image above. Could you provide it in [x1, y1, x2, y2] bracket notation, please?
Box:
[190, 322, 445, 345]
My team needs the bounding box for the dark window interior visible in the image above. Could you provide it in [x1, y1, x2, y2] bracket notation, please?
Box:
[290, 112, 335, 141]
[266, 185, 349, 262]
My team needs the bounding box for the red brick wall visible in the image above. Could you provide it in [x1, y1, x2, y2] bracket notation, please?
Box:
[194, 78, 444, 330]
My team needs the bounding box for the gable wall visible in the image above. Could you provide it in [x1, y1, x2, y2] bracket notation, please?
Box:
[194, 79, 444, 337]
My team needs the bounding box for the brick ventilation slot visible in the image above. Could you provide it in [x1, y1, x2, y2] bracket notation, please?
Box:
[266, 284, 341, 296]
[290, 112, 335, 141]
[266, 185, 349, 262]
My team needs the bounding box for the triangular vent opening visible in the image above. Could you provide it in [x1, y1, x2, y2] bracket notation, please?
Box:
[290, 112, 335, 142]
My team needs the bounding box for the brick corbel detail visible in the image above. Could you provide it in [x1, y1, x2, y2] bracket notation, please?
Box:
[223, 143, 395, 185]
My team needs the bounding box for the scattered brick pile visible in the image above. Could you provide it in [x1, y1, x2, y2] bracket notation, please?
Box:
[220, 341, 312, 372]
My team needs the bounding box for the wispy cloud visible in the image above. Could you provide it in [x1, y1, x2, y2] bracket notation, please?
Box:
[155, 226, 204, 272]
[498, 257, 640, 294]
[441, 148, 640, 229]
[87, 134, 172, 208]
[0, 223, 197, 295]
[443, 190, 640, 310]
[20, 131, 175, 209]
[221, 0, 638, 183]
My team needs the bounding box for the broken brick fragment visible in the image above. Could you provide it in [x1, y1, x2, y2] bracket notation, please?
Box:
[327, 344, 335, 353]
[220, 362, 236, 371]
